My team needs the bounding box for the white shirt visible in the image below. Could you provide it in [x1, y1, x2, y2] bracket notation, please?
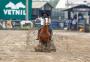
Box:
[45, 18, 48, 23]
[40, 17, 44, 25]
[45, 17, 51, 25]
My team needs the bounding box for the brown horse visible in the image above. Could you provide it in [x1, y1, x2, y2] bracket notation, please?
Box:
[35, 24, 52, 52]
[39, 25, 51, 42]
[35, 24, 56, 52]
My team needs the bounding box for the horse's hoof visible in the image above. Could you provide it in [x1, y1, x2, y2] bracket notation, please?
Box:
[34, 47, 38, 52]
[51, 49, 56, 52]
[36, 39, 39, 40]
[35, 48, 41, 52]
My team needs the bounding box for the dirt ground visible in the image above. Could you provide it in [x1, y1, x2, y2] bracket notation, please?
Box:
[0, 30, 90, 62]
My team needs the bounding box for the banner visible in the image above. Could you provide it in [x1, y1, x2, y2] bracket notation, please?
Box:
[0, 0, 32, 20]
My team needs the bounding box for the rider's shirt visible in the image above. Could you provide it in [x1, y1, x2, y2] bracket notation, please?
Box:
[45, 17, 51, 25]
[40, 17, 44, 25]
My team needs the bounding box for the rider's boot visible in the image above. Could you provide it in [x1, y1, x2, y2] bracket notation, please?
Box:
[36, 29, 40, 40]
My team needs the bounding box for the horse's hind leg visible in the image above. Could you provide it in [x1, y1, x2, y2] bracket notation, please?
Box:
[37, 41, 46, 52]
[40, 42, 48, 52]
[42, 42, 50, 52]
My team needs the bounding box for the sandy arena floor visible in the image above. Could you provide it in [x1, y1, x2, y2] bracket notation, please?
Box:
[0, 30, 90, 62]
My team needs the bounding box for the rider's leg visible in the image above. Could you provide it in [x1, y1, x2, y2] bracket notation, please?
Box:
[36, 28, 41, 40]
[36, 25, 43, 40]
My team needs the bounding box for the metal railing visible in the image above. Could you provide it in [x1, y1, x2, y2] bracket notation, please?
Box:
[0, 20, 34, 30]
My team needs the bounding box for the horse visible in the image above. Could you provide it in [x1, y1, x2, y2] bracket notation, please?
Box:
[39, 24, 51, 42]
[35, 24, 56, 52]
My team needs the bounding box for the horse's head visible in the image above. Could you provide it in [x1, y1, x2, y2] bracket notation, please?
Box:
[43, 24, 49, 30]
[39, 24, 49, 34]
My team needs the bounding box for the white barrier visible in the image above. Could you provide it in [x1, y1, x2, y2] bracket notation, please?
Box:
[20, 20, 33, 28]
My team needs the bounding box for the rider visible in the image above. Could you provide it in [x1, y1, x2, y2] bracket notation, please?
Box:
[36, 13, 52, 40]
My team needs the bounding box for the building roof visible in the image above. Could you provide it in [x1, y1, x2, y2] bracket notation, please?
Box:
[64, 4, 90, 11]
[56, 0, 67, 9]
[56, 0, 90, 9]
[68, 0, 90, 4]
[32, 1, 47, 8]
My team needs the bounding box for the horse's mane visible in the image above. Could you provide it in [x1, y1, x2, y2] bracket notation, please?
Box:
[41, 25, 48, 32]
